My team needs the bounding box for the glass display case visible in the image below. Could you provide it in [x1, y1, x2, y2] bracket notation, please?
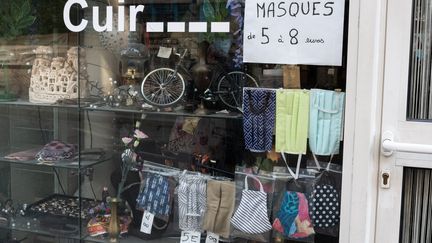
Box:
[0, 0, 348, 242]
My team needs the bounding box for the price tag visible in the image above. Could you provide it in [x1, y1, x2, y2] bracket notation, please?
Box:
[205, 232, 219, 243]
[180, 231, 201, 243]
[140, 211, 154, 234]
[157, 47, 172, 59]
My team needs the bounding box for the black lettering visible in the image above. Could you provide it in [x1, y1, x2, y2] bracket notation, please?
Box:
[208, 236, 217, 242]
[324, 2, 334, 16]
[277, 2, 287, 17]
[289, 28, 299, 45]
[261, 27, 270, 44]
[257, 2, 266, 18]
[301, 2, 310, 15]
[305, 38, 325, 44]
[267, 2, 275, 18]
[289, 2, 300, 17]
[313, 2, 321, 16]
[191, 235, 199, 242]
[182, 233, 190, 242]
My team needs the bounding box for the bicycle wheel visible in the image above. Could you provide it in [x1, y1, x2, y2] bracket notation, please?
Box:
[141, 68, 186, 107]
[217, 71, 258, 109]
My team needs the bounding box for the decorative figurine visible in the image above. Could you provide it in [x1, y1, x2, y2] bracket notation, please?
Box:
[29, 46, 88, 104]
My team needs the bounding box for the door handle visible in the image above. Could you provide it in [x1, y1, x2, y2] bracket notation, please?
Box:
[382, 131, 432, 156]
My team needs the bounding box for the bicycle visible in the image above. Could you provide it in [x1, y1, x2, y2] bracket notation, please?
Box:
[140, 47, 258, 110]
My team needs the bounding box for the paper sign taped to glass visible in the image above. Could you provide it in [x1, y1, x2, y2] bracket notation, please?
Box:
[243, 0, 345, 66]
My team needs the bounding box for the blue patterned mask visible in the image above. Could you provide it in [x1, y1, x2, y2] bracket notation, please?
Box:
[136, 173, 172, 220]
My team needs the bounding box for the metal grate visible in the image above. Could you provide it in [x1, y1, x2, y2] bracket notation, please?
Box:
[400, 168, 432, 243]
[408, 0, 432, 120]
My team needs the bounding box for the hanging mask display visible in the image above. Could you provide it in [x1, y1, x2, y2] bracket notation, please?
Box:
[136, 173, 174, 222]
[307, 159, 342, 237]
[177, 173, 207, 232]
[243, 88, 276, 152]
[231, 175, 272, 234]
[309, 184, 340, 229]
[202, 180, 236, 238]
[275, 89, 310, 155]
[309, 89, 345, 156]
[273, 191, 315, 239]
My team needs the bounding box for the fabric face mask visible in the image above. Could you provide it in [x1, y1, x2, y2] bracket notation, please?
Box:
[275, 89, 309, 154]
[309, 184, 340, 229]
[273, 191, 315, 239]
[178, 174, 207, 232]
[203, 180, 235, 238]
[243, 88, 276, 152]
[136, 173, 172, 221]
[309, 89, 345, 156]
[231, 175, 272, 234]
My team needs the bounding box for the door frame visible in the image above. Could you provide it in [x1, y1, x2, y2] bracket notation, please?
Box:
[340, 0, 389, 242]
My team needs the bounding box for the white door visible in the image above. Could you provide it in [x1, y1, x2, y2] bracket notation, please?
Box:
[377, 0, 432, 242]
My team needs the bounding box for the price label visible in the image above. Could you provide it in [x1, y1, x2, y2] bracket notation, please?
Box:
[205, 232, 219, 243]
[140, 211, 154, 234]
[180, 231, 201, 243]
[157, 47, 172, 59]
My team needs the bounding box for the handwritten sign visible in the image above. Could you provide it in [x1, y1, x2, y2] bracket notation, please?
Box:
[243, 0, 345, 66]
[140, 211, 154, 234]
[180, 231, 201, 243]
[205, 232, 219, 243]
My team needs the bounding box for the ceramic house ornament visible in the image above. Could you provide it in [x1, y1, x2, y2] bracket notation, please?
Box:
[29, 46, 88, 104]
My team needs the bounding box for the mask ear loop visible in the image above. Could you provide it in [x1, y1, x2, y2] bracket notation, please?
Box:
[281, 153, 302, 180]
[244, 175, 264, 192]
[312, 153, 322, 170]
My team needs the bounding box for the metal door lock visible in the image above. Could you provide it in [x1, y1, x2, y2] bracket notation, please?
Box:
[381, 170, 390, 189]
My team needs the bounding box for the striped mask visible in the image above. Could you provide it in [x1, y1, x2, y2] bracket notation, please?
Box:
[231, 175, 272, 234]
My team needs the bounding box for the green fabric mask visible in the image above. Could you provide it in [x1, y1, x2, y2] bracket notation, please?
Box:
[275, 89, 310, 155]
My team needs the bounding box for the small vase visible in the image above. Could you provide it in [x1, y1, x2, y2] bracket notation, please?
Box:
[108, 198, 121, 242]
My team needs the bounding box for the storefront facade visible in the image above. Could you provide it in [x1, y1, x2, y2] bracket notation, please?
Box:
[0, 0, 429, 242]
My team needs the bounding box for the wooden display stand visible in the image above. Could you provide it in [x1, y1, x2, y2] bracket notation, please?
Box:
[283, 65, 301, 89]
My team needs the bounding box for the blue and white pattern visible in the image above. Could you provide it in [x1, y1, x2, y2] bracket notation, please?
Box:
[136, 174, 171, 218]
[243, 88, 276, 152]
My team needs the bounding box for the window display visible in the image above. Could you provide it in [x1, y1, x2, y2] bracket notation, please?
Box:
[0, 0, 347, 242]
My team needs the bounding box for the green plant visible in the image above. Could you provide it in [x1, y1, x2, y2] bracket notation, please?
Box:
[0, 0, 36, 40]
[0, 0, 35, 100]
[202, 0, 230, 43]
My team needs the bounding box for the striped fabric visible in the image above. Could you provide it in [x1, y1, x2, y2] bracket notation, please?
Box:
[231, 176, 272, 234]
[178, 174, 207, 231]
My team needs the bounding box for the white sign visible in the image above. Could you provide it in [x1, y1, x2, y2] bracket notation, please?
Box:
[205, 232, 219, 243]
[180, 231, 201, 243]
[243, 0, 345, 66]
[140, 211, 154, 234]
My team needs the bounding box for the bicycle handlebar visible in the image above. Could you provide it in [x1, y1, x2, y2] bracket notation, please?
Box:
[173, 48, 188, 59]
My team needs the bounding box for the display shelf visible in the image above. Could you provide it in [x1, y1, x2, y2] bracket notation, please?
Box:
[84, 235, 179, 243]
[0, 100, 244, 120]
[0, 100, 78, 110]
[83, 105, 243, 120]
[0, 215, 83, 241]
[0, 149, 112, 170]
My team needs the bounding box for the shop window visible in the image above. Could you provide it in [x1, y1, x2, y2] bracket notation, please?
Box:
[408, 0, 432, 120]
